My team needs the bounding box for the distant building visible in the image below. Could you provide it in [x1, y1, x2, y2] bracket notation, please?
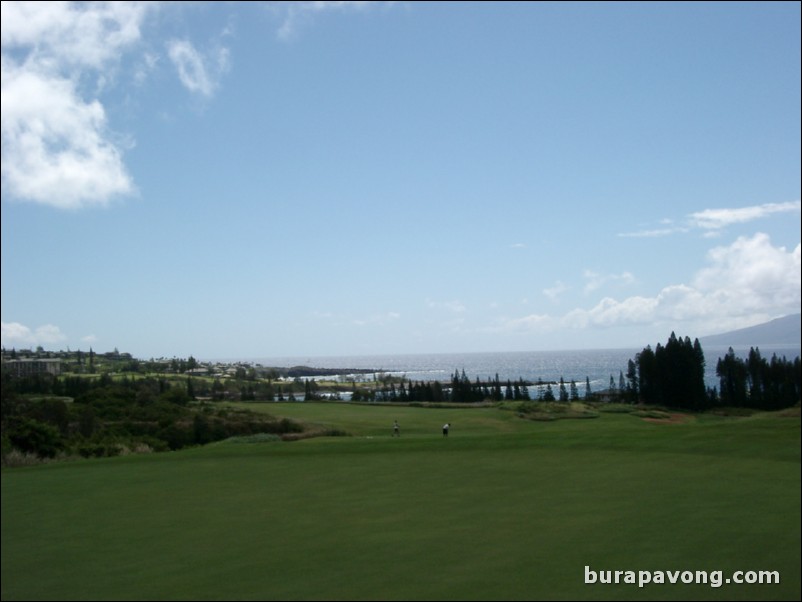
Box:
[2, 358, 62, 377]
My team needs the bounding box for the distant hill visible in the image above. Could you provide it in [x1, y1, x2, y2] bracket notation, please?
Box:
[700, 314, 801, 347]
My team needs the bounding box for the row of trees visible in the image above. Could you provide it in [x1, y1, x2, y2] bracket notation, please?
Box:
[716, 347, 800, 410]
[626, 333, 800, 411]
[628, 333, 708, 410]
[357, 371, 593, 403]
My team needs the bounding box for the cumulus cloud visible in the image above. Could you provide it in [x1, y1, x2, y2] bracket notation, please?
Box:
[1, 322, 67, 348]
[496, 233, 800, 337]
[0, 1, 154, 209]
[1, 59, 134, 208]
[0, 1, 148, 68]
[692, 232, 801, 315]
[167, 39, 229, 97]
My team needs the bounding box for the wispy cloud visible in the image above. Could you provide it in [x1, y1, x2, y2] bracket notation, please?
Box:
[542, 281, 568, 302]
[1, 322, 67, 348]
[427, 299, 467, 313]
[582, 270, 635, 295]
[275, 1, 391, 40]
[0, 1, 155, 209]
[618, 201, 801, 238]
[167, 39, 229, 98]
[688, 201, 801, 230]
[353, 311, 401, 327]
[617, 227, 687, 238]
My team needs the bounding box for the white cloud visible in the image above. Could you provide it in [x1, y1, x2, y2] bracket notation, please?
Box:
[619, 200, 801, 238]
[689, 201, 801, 231]
[1, 322, 67, 348]
[1, 59, 134, 208]
[134, 52, 160, 86]
[167, 39, 229, 97]
[0, 1, 154, 209]
[582, 270, 635, 295]
[275, 1, 389, 40]
[542, 281, 568, 302]
[692, 232, 801, 315]
[0, 1, 149, 68]
[617, 227, 685, 238]
[495, 233, 800, 338]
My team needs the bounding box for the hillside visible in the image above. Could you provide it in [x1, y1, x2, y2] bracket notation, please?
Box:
[700, 314, 801, 347]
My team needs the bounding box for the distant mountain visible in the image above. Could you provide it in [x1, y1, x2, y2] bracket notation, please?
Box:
[700, 314, 801, 347]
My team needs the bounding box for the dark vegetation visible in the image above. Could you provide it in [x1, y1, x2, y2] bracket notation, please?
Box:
[1, 372, 302, 463]
[628, 333, 801, 411]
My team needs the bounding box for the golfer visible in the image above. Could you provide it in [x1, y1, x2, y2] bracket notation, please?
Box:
[442, 423, 450, 437]
[393, 420, 400, 437]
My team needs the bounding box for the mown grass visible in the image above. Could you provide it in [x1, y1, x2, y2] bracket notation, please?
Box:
[2, 403, 799, 601]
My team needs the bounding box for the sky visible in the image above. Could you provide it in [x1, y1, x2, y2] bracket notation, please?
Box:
[1, 1, 800, 361]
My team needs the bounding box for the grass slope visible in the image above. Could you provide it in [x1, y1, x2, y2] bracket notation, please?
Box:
[2, 403, 800, 601]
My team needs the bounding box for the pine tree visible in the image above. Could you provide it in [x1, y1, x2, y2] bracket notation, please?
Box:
[569, 380, 579, 401]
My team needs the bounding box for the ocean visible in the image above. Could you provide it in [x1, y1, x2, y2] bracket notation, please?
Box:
[244, 344, 801, 392]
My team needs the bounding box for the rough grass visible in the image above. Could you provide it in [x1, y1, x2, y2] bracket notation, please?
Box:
[2, 404, 799, 601]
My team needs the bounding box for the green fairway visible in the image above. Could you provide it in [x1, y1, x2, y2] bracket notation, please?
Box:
[2, 403, 800, 601]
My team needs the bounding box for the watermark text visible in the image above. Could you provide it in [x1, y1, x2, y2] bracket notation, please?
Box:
[584, 565, 780, 588]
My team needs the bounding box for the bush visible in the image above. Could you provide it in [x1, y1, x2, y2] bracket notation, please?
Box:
[8, 419, 64, 458]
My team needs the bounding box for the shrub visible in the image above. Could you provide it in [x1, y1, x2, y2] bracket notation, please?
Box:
[8, 419, 64, 458]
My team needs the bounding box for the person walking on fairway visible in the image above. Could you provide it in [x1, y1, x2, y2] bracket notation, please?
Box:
[442, 423, 450, 437]
[393, 420, 400, 437]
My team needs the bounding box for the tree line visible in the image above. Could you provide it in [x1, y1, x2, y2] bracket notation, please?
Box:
[625, 333, 800, 411]
[3, 335, 799, 463]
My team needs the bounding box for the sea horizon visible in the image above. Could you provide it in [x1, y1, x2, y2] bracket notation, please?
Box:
[207, 344, 801, 391]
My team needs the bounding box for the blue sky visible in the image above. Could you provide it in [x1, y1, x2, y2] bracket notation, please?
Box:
[2, 1, 800, 360]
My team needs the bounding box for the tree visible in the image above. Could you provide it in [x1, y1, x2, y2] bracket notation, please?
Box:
[625, 359, 639, 403]
[637, 346, 656, 403]
[635, 334, 708, 410]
